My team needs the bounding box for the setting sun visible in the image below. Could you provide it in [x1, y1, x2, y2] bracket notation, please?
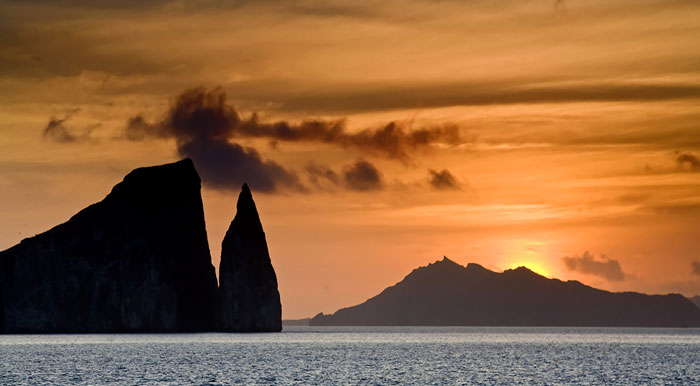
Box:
[508, 260, 551, 278]
[500, 240, 554, 278]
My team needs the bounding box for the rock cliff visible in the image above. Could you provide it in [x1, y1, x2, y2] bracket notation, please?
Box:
[0, 159, 218, 333]
[0, 159, 283, 333]
[218, 183, 282, 332]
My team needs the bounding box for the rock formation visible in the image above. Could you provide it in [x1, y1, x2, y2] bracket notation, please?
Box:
[0, 159, 283, 333]
[310, 257, 700, 327]
[218, 183, 282, 332]
[0, 159, 218, 333]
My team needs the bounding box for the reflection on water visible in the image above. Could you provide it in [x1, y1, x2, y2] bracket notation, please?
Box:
[2, 327, 699, 385]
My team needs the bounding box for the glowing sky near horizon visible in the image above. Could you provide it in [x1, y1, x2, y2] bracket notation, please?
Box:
[1, 0, 700, 318]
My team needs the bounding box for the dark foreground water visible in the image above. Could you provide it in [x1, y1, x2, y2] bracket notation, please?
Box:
[1, 326, 699, 385]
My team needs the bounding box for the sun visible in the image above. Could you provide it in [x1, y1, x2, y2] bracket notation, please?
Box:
[502, 240, 553, 277]
[508, 259, 550, 277]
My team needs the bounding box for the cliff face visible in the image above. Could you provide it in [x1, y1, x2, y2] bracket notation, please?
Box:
[218, 184, 282, 332]
[311, 257, 700, 327]
[0, 160, 223, 333]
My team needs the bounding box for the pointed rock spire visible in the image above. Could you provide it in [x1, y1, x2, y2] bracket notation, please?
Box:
[218, 183, 282, 332]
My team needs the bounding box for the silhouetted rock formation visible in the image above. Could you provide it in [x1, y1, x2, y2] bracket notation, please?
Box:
[0, 159, 283, 333]
[310, 257, 700, 327]
[690, 295, 700, 309]
[0, 159, 218, 333]
[218, 184, 282, 332]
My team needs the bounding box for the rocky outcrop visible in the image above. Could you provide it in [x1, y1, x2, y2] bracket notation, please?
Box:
[310, 257, 700, 327]
[218, 184, 282, 332]
[0, 159, 283, 333]
[0, 159, 218, 333]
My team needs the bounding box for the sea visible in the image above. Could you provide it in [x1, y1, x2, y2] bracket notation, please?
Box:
[1, 326, 699, 385]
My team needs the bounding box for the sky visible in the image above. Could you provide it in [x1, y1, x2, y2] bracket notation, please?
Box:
[1, 0, 700, 318]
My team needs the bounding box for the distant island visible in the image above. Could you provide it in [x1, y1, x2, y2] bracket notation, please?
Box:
[690, 295, 700, 309]
[310, 257, 700, 327]
[282, 318, 311, 326]
[0, 159, 281, 333]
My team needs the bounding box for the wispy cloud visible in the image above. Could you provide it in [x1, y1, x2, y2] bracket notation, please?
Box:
[428, 169, 461, 190]
[42, 109, 98, 143]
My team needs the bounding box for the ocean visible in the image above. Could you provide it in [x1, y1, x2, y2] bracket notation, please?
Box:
[1, 326, 699, 385]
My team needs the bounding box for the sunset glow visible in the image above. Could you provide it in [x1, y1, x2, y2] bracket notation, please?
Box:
[2, 0, 700, 319]
[508, 261, 551, 278]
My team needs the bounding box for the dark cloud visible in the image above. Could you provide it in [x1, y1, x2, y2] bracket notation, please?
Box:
[692, 261, 700, 276]
[342, 159, 383, 191]
[123, 86, 471, 192]
[563, 251, 627, 282]
[178, 138, 305, 193]
[123, 87, 478, 193]
[676, 152, 700, 172]
[239, 117, 463, 160]
[125, 87, 301, 193]
[428, 169, 461, 190]
[43, 116, 77, 143]
[42, 109, 98, 143]
[126, 87, 467, 161]
[306, 160, 387, 192]
[306, 162, 340, 189]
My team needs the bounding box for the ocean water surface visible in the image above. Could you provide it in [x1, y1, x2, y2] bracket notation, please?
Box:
[1, 326, 699, 385]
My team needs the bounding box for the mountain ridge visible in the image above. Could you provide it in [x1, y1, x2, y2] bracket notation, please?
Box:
[311, 257, 700, 327]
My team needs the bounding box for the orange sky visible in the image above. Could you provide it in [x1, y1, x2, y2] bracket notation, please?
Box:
[1, 0, 700, 318]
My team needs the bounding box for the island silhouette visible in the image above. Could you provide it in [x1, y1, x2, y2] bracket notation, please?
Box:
[690, 295, 700, 309]
[0, 159, 281, 333]
[2, 160, 699, 332]
[310, 257, 700, 327]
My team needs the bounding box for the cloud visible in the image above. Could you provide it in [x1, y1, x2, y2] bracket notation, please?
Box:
[126, 87, 302, 193]
[306, 159, 384, 192]
[122, 86, 472, 192]
[563, 251, 627, 281]
[263, 81, 700, 114]
[342, 159, 383, 191]
[676, 152, 700, 172]
[645, 202, 700, 216]
[306, 162, 340, 189]
[239, 118, 464, 161]
[428, 169, 461, 190]
[178, 138, 305, 193]
[692, 261, 700, 276]
[42, 109, 98, 143]
[126, 87, 467, 161]
[43, 116, 78, 143]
